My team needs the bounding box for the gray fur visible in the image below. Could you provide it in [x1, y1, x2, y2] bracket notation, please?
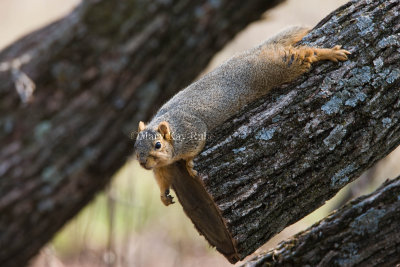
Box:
[146, 27, 310, 152]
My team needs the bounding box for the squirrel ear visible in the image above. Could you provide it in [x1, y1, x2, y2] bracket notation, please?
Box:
[158, 121, 171, 140]
[138, 121, 146, 132]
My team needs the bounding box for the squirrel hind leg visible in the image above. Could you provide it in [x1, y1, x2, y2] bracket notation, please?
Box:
[286, 45, 351, 72]
[269, 26, 311, 46]
[311, 45, 351, 63]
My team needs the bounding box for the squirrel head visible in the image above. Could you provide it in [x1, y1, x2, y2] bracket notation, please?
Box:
[134, 121, 174, 170]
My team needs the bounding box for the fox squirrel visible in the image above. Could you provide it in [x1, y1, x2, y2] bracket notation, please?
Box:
[134, 26, 350, 206]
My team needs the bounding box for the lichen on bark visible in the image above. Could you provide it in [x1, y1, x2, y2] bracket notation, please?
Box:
[169, 0, 400, 261]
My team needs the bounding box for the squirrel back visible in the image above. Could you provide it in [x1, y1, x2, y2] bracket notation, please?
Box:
[148, 26, 332, 136]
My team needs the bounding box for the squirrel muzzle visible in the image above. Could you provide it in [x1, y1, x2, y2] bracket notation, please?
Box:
[138, 159, 152, 170]
[137, 153, 156, 170]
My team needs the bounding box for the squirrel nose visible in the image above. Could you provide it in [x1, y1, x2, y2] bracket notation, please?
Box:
[137, 153, 146, 164]
[138, 156, 146, 165]
[139, 161, 147, 168]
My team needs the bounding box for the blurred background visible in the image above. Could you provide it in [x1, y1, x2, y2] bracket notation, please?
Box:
[1, 0, 399, 266]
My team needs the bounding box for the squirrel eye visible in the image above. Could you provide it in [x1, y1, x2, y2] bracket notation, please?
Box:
[155, 141, 162, 149]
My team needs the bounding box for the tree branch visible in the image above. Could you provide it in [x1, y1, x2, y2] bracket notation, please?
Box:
[168, 0, 400, 263]
[241, 176, 400, 266]
[0, 0, 285, 266]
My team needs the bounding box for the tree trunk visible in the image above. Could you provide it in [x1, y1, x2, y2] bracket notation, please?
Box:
[0, 0, 285, 266]
[166, 0, 400, 263]
[241, 176, 400, 267]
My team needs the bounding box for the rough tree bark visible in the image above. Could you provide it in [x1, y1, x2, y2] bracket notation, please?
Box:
[0, 0, 285, 266]
[166, 0, 400, 263]
[241, 176, 400, 267]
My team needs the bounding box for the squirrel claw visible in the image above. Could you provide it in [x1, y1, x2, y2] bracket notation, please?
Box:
[161, 189, 174, 206]
[330, 45, 351, 61]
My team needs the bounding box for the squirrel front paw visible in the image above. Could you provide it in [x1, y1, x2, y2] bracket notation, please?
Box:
[161, 189, 175, 206]
[186, 159, 198, 177]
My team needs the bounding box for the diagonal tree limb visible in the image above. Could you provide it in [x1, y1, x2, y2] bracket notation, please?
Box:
[241, 176, 400, 267]
[167, 0, 400, 263]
